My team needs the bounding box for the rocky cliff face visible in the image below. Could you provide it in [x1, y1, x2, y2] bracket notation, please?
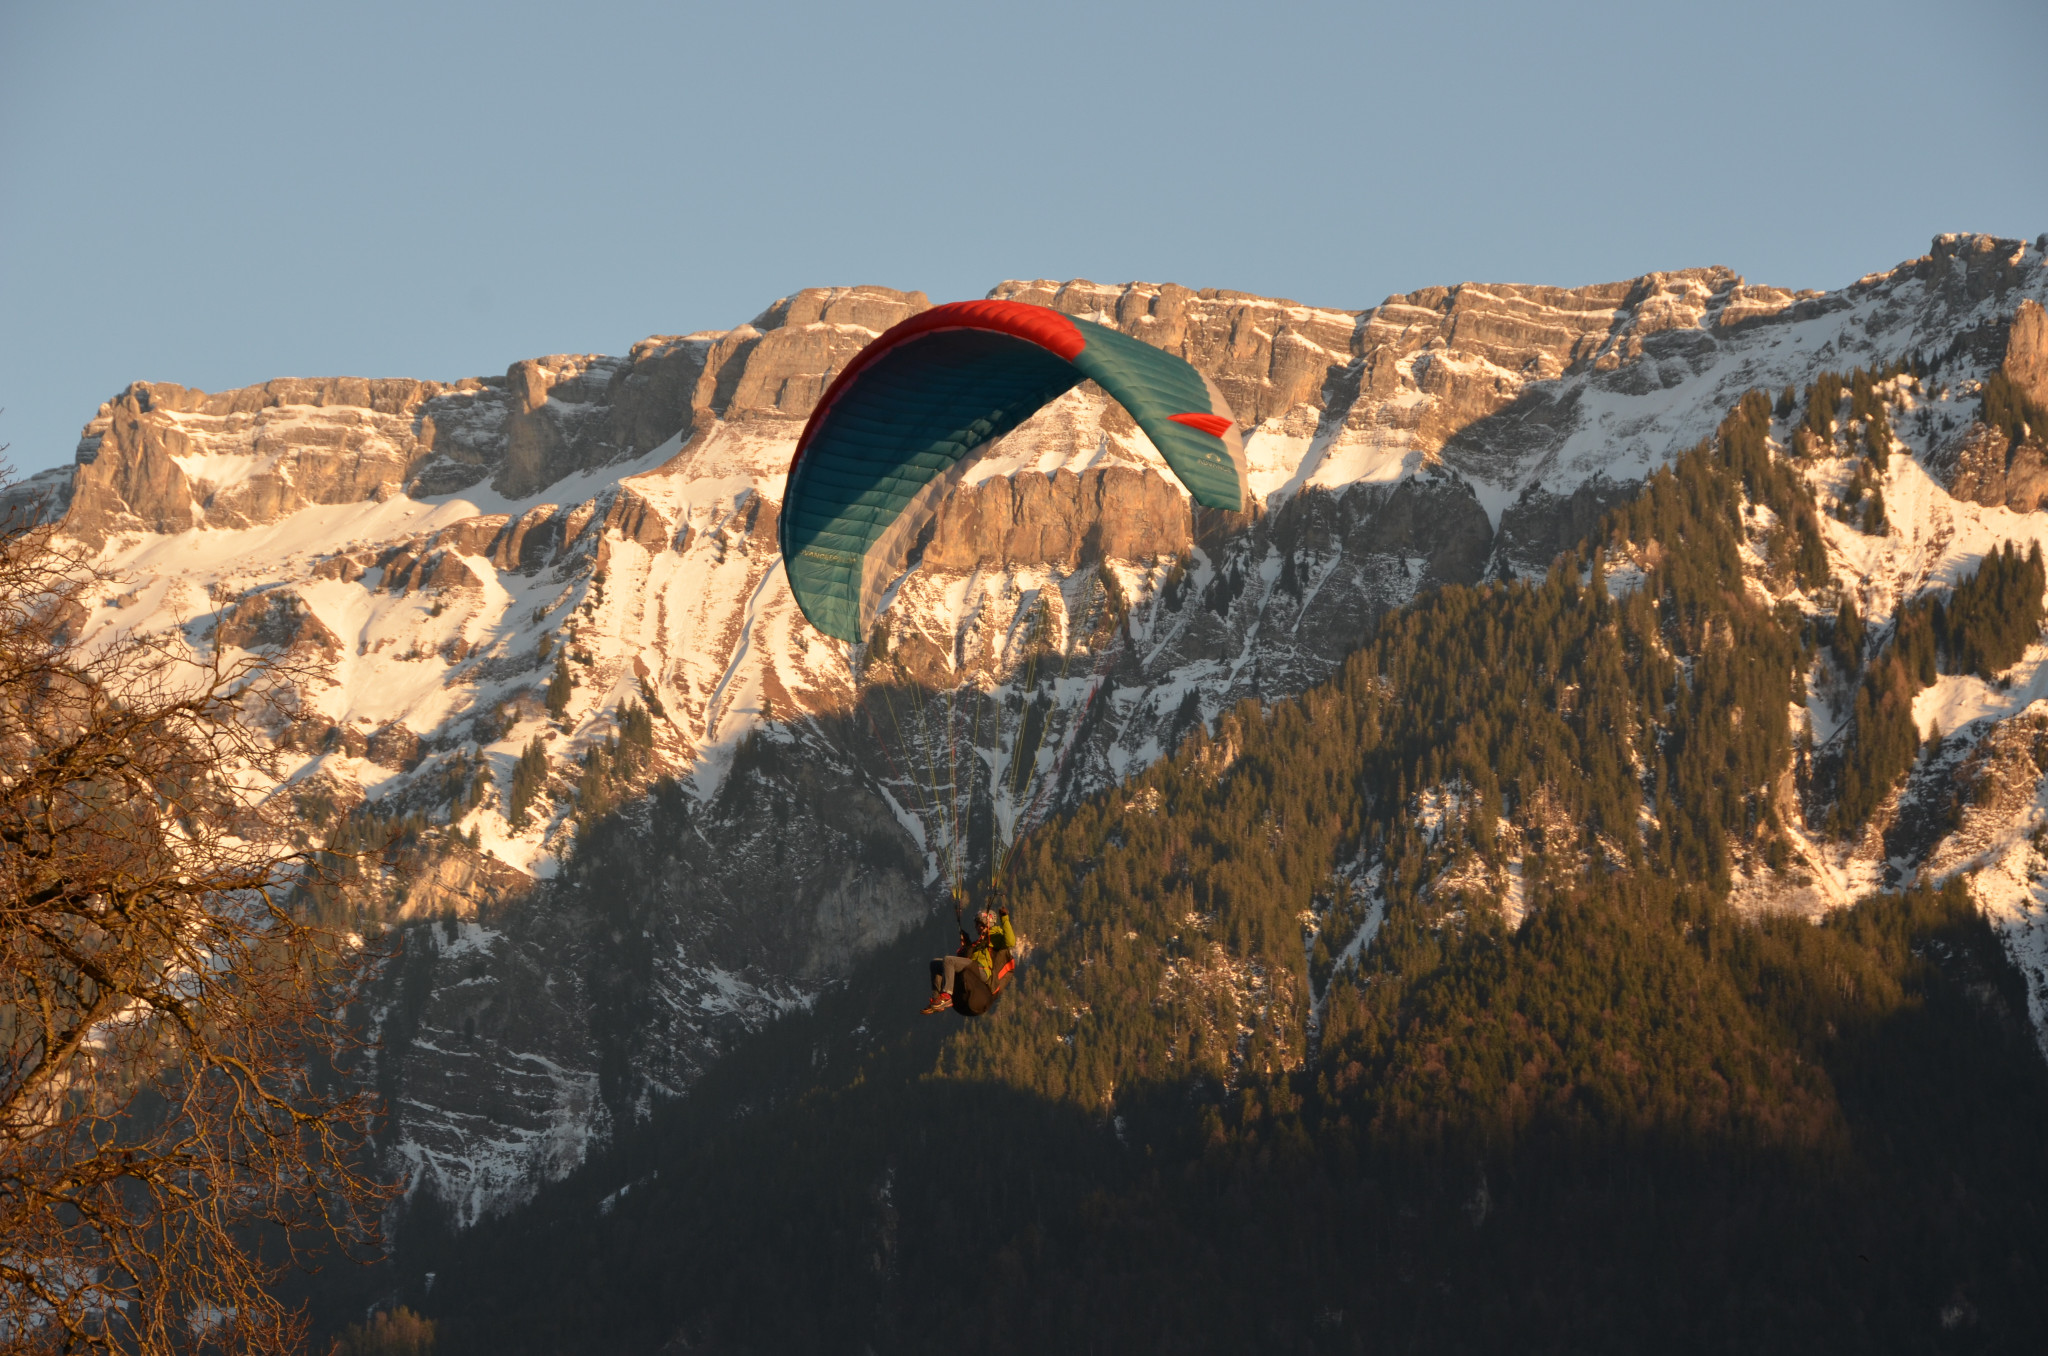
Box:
[1942, 296, 2048, 512]
[40, 233, 2048, 1224]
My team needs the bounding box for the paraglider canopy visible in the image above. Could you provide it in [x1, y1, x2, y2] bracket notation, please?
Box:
[778, 299, 1248, 642]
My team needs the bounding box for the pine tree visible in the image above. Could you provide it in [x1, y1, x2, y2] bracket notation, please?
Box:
[619, 700, 656, 761]
[1863, 410, 1891, 471]
[1833, 596, 1864, 672]
[546, 652, 573, 717]
[1805, 372, 1843, 443]
[1982, 371, 2047, 445]
[509, 734, 549, 826]
[1943, 540, 2047, 677]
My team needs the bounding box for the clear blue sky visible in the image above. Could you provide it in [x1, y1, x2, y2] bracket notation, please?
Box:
[3, 0, 2043, 475]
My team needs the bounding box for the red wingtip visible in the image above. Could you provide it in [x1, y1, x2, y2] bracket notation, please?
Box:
[1168, 411, 1235, 438]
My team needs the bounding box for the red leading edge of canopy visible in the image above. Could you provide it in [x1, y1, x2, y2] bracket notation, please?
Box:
[1168, 412, 1235, 438]
[786, 300, 1088, 481]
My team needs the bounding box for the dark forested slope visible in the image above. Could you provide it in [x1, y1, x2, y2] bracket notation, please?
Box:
[379, 396, 2048, 1354]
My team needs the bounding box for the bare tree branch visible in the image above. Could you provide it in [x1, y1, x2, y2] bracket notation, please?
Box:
[0, 500, 391, 1354]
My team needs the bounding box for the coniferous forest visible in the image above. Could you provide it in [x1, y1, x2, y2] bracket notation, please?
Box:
[360, 392, 2048, 1355]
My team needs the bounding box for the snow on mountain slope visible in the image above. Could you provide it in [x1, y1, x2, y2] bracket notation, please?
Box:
[1799, 357, 2048, 1038]
[29, 233, 2048, 1222]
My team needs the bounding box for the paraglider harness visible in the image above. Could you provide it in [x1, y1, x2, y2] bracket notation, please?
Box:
[948, 893, 1016, 1018]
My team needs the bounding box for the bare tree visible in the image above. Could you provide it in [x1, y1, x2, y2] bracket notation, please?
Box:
[0, 493, 388, 1353]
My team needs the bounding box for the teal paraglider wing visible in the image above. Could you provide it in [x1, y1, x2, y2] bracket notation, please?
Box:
[778, 299, 1247, 642]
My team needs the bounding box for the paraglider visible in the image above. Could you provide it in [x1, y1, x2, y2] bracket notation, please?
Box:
[778, 299, 1247, 643]
[922, 901, 1017, 1017]
[775, 299, 1244, 1017]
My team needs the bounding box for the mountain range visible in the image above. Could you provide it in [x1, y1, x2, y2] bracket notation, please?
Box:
[17, 231, 2048, 1350]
